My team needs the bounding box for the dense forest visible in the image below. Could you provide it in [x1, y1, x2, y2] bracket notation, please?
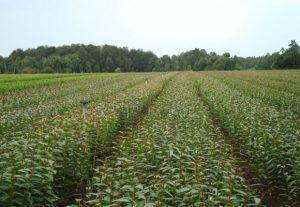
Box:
[0, 40, 299, 73]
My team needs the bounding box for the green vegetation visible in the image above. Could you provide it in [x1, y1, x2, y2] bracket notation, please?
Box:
[85, 74, 257, 206]
[0, 40, 299, 73]
[0, 71, 299, 206]
[0, 73, 117, 94]
[0, 73, 169, 206]
[195, 71, 300, 206]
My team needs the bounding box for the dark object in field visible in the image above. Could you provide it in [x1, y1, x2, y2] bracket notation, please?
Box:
[80, 100, 91, 106]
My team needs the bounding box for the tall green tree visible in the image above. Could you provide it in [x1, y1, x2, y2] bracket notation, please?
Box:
[1, 40, 299, 73]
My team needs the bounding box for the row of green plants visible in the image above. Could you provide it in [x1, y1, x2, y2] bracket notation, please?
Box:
[0, 74, 131, 206]
[205, 71, 300, 95]
[213, 70, 300, 84]
[231, 73, 300, 96]
[0, 73, 159, 112]
[0, 73, 154, 135]
[195, 73, 300, 206]
[0, 75, 122, 111]
[83, 74, 258, 206]
[210, 73, 300, 117]
[1, 75, 127, 146]
[0, 73, 171, 206]
[0, 73, 116, 94]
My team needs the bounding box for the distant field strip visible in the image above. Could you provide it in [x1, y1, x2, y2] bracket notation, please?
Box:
[0, 70, 299, 206]
[0, 73, 117, 94]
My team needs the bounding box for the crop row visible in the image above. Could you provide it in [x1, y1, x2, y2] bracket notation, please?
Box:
[222, 78, 298, 117]
[213, 70, 300, 86]
[0, 74, 154, 137]
[195, 73, 300, 205]
[0, 73, 171, 206]
[83, 73, 258, 206]
[207, 72, 300, 116]
[0, 73, 158, 111]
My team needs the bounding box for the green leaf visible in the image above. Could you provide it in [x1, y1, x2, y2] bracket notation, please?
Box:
[177, 187, 190, 193]
[144, 203, 155, 207]
[113, 197, 131, 203]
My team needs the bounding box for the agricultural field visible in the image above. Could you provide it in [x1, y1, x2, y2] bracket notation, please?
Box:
[0, 71, 299, 206]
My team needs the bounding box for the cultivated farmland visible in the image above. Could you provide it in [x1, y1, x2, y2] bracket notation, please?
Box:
[0, 71, 299, 206]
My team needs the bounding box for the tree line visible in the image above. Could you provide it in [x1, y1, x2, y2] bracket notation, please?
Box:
[0, 40, 299, 73]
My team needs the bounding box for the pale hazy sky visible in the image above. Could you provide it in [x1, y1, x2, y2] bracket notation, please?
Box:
[0, 0, 299, 57]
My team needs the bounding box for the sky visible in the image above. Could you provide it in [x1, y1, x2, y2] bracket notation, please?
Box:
[0, 0, 300, 57]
